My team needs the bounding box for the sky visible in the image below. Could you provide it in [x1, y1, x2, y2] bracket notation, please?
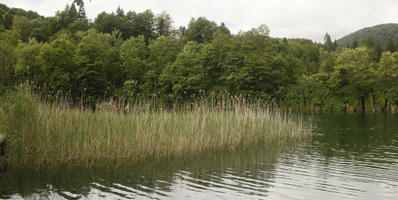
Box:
[2, 0, 398, 42]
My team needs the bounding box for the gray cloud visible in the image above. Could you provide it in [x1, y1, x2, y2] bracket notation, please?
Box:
[2, 0, 398, 41]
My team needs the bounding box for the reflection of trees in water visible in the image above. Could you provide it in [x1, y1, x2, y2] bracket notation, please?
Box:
[2, 114, 397, 199]
[298, 113, 398, 196]
[0, 142, 294, 199]
[313, 113, 398, 159]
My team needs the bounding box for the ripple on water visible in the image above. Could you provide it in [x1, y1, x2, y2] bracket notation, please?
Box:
[1, 113, 398, 199]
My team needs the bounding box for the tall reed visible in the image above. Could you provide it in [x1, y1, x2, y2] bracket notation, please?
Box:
[0, 86, 311, 168]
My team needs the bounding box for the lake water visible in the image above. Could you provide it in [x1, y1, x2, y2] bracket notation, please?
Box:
[1, 113, 398, 199]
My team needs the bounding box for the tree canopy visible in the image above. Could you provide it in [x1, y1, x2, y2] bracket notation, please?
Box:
[1, 2, 398, 112]
[337, 23, 398, 49]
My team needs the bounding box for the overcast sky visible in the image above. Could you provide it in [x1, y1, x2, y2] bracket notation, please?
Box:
[2, 0, 398, 42]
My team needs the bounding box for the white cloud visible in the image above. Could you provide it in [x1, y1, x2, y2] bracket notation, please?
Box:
[1, 0, 398, 41]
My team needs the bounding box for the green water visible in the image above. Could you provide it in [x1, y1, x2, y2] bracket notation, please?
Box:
[0, 113, 398, 199]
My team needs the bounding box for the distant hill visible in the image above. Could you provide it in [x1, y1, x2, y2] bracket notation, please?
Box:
[337, 23, 398, 48]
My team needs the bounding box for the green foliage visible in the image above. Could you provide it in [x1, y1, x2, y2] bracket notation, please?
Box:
[145, 36, 181, 95]
[94, 9, 161, 41]
[15, 38, 43, 82]
[75, 29, 120, 104]
[160, 41, 208, 99]
[154, 12, 173, 37]
[386, 37, 396, 52]
[0, 31, 18, 86]
[324, 33, 335, 52]
[185, 17, 218, 43]
[120, 35, 148, 87]
[1, 2, 398, 112]
[337, 23, 398, 49]
[95, 12, 127, 37]
[121, 79, 139, 98]
[11, 15, 32, 42]
[38, 34, 77, 95]
[128, 10, 156, 41]
[378, 52, 398, 104]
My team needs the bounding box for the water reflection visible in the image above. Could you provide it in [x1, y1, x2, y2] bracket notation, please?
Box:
[0, 113, 398, 199]
[0, 142, 288, 199]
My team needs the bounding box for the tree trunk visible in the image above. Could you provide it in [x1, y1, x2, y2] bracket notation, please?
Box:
[361, 96, 366, 112]
[0, 134, 6, 173]
[372, 93, 376, 112]
[383, 99, 389, 112]
[0, 134, 6, 157]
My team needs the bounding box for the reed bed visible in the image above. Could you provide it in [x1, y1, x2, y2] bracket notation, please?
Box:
[0, 87, 311, 168]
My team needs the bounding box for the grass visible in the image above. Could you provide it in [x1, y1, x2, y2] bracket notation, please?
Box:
[0, 86, 311, 168]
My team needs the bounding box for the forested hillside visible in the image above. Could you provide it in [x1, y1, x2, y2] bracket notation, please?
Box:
[337, 23, 398, 50]
[1, 2, 398, 112]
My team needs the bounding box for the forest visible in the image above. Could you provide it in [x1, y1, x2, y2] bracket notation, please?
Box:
[337, 23, 398, 49]
[1, 2, 398, 112]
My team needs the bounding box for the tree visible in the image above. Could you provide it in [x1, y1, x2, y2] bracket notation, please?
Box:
[160, 41, 210, 99]
[0, 31, 17, 86]
[286, 39, 321, 74]
[324, 33, 334, 52]
[73, 0, 88, 20]
[28, 17, 60, 42]
[333, 47, 376, 111]
[177, 26, 186, 39]
[319, 49, 336, 74]
[129, 10, 156, 41]
[250, 24, 270, 37]
[38, 34, 77, 95]
[11, 15, 32, 42]
[286, 73, 331, 111]
[373, 40, 383, 61]
[0, 4, 9, 21]
[2, 10, 14, 29]
[233, 27, 279, 99]
[116, 6, 125, 17]
[55, 8, 74, 31]
[15, 38, 43, 83]
[377, 52, 398, 110]
[4, 1, 398, 112]
[69, 3, 78, 19]
[95, 12, 119, 34]
[386, 37, 396, 52]
[77, 4, 86, 20]
[216, 33, 242, 95]
[120, 35, 148, 87]
[75, 30, 120, 105]
[217, 22, 231, 35]
[205, 30, 234, 91]
[333, 40, 338, 51]
[361, 37, 375, 48]
[352, 40, 358, 49]
[144, 36, 180, 95]
[154, 12, 173, 37]
[185, 17, 217, 43]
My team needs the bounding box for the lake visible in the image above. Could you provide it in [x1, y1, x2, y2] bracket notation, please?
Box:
[0, 113, 398, 199]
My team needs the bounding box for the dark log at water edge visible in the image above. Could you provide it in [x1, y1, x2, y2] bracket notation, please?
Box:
[0, 134, 7, 173]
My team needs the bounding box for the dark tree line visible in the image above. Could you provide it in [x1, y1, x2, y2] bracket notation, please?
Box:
[1, 2, 398, 112]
